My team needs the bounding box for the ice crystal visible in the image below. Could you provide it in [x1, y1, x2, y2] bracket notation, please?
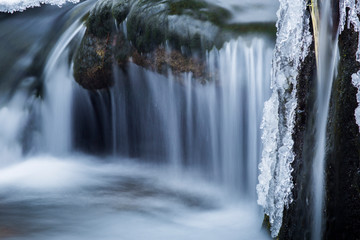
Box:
[339, 0, 360, 131]
[0, 0, 79, 13]
[257, 0, 312, 237]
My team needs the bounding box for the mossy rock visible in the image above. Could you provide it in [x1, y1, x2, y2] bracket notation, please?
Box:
[112, 0, 131, 22]
[73, 0, 276, 90]
[86, 0, 114, 38]
[74, 33, 117, 90]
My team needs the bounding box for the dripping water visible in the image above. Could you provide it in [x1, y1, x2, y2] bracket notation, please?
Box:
[312, 0, 339, 239]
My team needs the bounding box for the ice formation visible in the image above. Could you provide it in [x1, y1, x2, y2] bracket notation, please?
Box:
[257, 0, 312, 237]
[339, 0, 360, 131]
[0, 0, 79, 13]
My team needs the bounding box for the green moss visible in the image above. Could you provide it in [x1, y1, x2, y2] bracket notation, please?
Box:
[125, 0, 169, 52]
[86, 0, 114, 37]
[75, 0, 276, 89]
[112, 0, 131, 23]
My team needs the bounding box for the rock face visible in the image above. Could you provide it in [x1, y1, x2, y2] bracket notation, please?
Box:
[278, 31, 317, 240]
[276, 3, 360, 239]
[73, 0, 276, 90]
[325, 20, 360, 239]
[73, 0, 225, 89]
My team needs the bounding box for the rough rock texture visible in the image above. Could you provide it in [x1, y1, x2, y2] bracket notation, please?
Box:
[273, 6, 318, 236]
[277, 36, 317, 240]
[325, 20, 360, 240]
[277, 4, 360, 239]
[73, 0, 276, 90]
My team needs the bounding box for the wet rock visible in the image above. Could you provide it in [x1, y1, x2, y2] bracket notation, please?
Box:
[324, 20, 360, 240]
[125, 0, 226, 53]
[278, 34, 317, 240]
[111, 0, 130, 23]
[277, 4, 360, 239]
[73, 32, 117, 90]
[86, 0, 114, 38]
[73, 0, 275, 90]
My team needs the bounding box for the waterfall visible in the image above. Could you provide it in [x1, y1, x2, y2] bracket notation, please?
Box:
[0, 1, 277, 239]
[312, 1, 338, 239]
[0, 89, 31, 167]
[73, 37, 273, 196]
[41, 22, 85, 155]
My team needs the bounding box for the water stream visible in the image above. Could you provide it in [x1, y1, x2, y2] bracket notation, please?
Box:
[312, 1, 338, 239]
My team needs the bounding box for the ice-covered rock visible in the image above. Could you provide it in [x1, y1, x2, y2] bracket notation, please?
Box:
[0, 0, 79, 13]
[339, 0, 360, 131]
[257, 0, 312, 237]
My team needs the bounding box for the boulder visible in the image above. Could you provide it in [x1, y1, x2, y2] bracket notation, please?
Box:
[73, 0, 276, 90]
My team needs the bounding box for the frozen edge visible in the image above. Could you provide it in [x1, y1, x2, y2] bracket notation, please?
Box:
[0, 0, 80, 13]
[257, 0, 312, 237]
[339, 0, 360, 131]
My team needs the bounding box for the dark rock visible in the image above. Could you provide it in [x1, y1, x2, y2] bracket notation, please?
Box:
[278, 30, 317, 240]
[86, 0, 114, 38]
[278, 4, 360, 240]
[112, 0, 131, 23]
[73, 32, 116, 90]
[73, 0, 276, 90]
[125, 0, 230, 53]
[324, 15, 360, 240]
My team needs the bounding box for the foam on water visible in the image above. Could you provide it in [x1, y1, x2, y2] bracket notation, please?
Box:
[0, 155, 268, 240]
[0, 89, 33, 167]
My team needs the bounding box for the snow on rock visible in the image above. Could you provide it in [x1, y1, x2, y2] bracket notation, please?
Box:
[0, 0, 79, 13]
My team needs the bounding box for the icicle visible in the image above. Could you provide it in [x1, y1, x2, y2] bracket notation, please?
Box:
[257, 0, 312, 237]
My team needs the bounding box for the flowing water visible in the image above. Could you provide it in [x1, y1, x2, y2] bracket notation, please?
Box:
[0, 1, 276, 239]
[312, 1, 338, 239]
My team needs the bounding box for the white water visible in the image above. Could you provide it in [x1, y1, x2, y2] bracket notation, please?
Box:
[0, 90, 31, 167]
[257, 0, 312, 237]
[73, 37, 272, 196]
[0, 1, 274, 239]
[41, 20, 85, 155]
[0, 39, 271, 238]
[0, 156, 268, 240]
